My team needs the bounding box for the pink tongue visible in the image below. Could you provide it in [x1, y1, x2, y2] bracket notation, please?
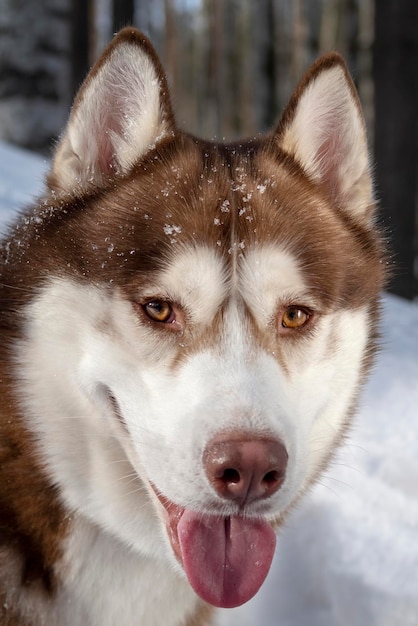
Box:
[177, 511, 276, 608]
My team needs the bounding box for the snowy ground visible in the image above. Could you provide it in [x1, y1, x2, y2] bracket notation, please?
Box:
[1, 142, 417, 626]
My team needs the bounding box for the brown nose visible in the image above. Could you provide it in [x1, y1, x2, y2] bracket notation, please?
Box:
[203, 433, 288, 506]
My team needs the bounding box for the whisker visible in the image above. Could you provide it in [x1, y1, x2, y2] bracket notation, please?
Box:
[0, 281, 35, 294]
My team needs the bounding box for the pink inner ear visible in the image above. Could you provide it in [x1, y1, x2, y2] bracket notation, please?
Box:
[316, 131, 342, 198]
[93, 92, 125, 176]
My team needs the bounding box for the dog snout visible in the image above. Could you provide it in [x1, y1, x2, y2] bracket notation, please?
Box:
[203, 432, 288, 506]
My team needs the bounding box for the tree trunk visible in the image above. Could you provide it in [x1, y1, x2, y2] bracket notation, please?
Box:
[251, 0, 277, 132]
[112, 0, 135, 32]
[0, 0, 71, 153]
[71, 0, 91, 98]
[204, 0, 223, 138]
[374, 0, 418, 299]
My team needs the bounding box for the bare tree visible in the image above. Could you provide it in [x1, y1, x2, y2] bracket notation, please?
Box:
[374, 0, 418, 299]
[251, 0, 277, 132]
[202, 0, 224, 137]
[164, 0, 177, 89]
[112, 0, 134, 31]
[0, 0, 71, 153]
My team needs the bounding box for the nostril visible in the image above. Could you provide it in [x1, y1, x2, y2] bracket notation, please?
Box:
[263, 470, 281, 486]
[220, 468, 241, 484]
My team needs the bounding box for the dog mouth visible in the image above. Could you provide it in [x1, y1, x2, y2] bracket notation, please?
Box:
[105, 390, 277, 608]
[153, 488, 276, 609]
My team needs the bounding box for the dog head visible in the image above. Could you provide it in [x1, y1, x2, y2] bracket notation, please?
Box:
[14, 29, 384, 608]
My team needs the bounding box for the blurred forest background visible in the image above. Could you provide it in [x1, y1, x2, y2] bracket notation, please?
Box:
[0, 0, 417, 299]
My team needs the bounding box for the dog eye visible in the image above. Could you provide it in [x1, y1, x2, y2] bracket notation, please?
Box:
[281, 306, 311, 329]
[143, 300, 174, 323]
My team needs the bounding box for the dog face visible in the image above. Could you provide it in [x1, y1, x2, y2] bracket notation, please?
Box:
[8, 29, 384, 609]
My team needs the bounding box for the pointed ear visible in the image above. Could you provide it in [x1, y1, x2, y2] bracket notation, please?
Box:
[276, 53, 374, 224]
[49, 28, 175, 193]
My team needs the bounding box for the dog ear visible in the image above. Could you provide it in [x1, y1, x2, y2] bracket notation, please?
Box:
[276, 53, 374, 224]
[49, 28, 174, 193]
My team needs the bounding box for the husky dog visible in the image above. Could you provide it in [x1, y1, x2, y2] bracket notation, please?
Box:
[0, 28, 384, 626]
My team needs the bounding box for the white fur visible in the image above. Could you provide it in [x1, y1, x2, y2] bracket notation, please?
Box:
[55, 519, 199, 626]
[15, 241, 369, 624]
[11, 516, 199, 626]
[239, 245, 316, 325]
[142, 245, 229, 327]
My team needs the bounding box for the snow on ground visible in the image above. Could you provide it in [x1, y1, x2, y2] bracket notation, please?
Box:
[0, 142, 49, 230]
[1, 142, 417, 626]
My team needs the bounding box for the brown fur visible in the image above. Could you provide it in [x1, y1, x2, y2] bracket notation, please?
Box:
[0, 367, 68, 621]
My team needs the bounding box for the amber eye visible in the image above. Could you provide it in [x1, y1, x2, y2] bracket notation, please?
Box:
[281, 306, 310, 329]
[143, 300, 174, 323]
